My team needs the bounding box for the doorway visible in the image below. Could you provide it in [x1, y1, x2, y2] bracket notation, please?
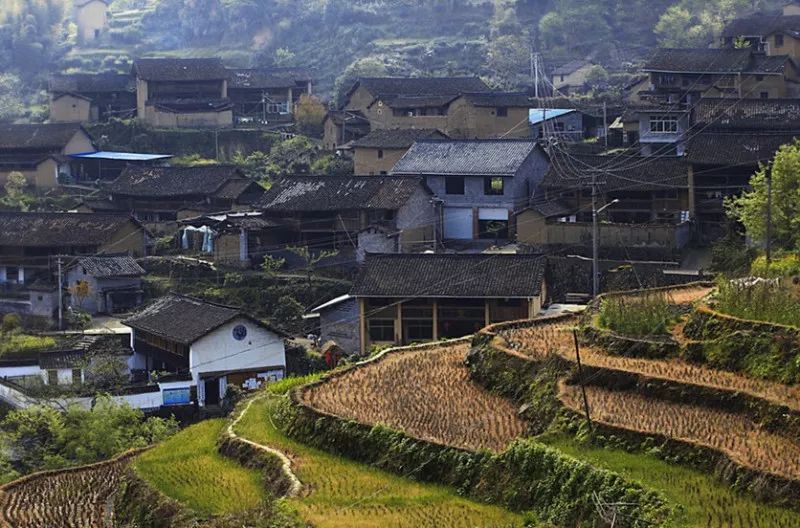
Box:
[203, 378, 220, 406]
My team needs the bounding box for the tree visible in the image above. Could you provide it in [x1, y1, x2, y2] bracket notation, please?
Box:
[584, 65, 609, 92]
[295, 94, 326, 138]
[726, 140, 800, 251]
[655, 0, 760, 48]
[2, 171, 28, 211]
[84, 354, 129, 390]
[288, 245, 338, 285]
[261, 254, 286, 276]
[484, 35, 529, 89]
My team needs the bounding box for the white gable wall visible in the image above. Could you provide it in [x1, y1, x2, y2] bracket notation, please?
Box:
[188, 316, 285, 387]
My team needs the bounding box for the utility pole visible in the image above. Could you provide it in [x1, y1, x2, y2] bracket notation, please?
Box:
[572, 329, 592, 429]
[57, 257, 63, 331]
[766, 168, 773, 267]
[602, 101, 608, 149]
[592, 171, 600, 298]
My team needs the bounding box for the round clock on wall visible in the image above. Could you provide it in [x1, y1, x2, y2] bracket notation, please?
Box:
[232, 324, 247, 341]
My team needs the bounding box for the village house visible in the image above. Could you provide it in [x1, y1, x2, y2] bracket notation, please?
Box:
[123, 294, 287, 407]
[255, 175, 437, 262]
[132, 57, 233, 128]
[49, 72, 137, 123]
[350, 128, 447, 175]
[84, 165, 265, 228]
[322, 110, 371, 150]
[720, 2, 800, 59]
[73, 0, 110, 45]
[685, 97, 800, 241]
[178, 211, 281, 268]
[528, 108, 587, 142]
[551, 60, 596, 94]
[517, 154, 691, 255]
[0, 123, 95, 189]
[64, 255, 145, 315]
[227, 67, 313, 125]
[67, 150, 173, 184]
[446, 92, 535, 139]
[390, 139, 548, 242]
[621, 103, 691, 156]
[641, 48, 800, 104]
[344, 253, 547, 354]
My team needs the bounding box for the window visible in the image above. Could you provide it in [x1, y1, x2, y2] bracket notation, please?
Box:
[649, 115, 679, 134]
[755, 74, 765, 81]
[484, 177, 504, 195]
[47, 370, 58, 385]
[560, 75, 565, 82]
[776, 34, 784, 47]
[377, 149, 384, 159]
[760, 92, 769, 99]
[445, 176, 465, 195]
[368, 319, 394, 341]
[72, 369, 82, 385]
[496, 107, 508, 117]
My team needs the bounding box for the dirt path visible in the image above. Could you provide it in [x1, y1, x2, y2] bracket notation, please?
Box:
[559, 382, 800, 481]
[302, 342, 528, 452]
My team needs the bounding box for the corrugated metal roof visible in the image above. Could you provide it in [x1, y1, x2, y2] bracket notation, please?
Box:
[69, 151, 173, 161]
[528, 108, 576, 125]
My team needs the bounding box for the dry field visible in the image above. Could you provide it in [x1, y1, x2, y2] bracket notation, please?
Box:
[0, 457, 129, 528]
[559, 382, 800, 481]
[302, 342, 528, 451]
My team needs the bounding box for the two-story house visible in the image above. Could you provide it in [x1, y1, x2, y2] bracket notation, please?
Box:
[255, 175, 437, 262]
[0, 123, 95, 189]
[49, 73, 136, 123]
[227, 67, 313, 125]
[132, 58, 233, 128]
[351, 128, 447, 175]
[390, 139, 548, 242]
[74, 0, 110, 44]
[65, 255, 145, 315]
[551, 60, 595, 94]
[721, 3, 800, 59]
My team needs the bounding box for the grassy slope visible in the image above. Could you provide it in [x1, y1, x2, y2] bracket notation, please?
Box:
[542, 435, 800, 528]
[134, 419, 266, 516]
[235, 396, 524, 528]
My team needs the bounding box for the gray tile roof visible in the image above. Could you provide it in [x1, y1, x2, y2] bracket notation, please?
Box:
[49, 73, 135, 94]
[350, 128, 446, 149]
[686, 131, 798, 165]
[228, 67, 312, 89]
[109, 165, 245, 197]
[391, 139, 539, 176]
[0, 123, 88, 150]
[541, 154, 688, 191]
[461, 91, 534, 107]
[351, 254, 546, 298]
[693, 98, 800, 129]
[256, 176, 429, 212]
[124, 294, 284, 345]
[643, 48, 790, 74]
[721, 14, 800, 38]
[133, 58, 228, 81]
[0, 213, 139, 247]
[552, 60, 590, 76]
[75, 256, 145, 278]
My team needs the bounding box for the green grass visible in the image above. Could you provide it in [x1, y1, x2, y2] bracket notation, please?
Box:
[0, 333, 57, 358]
[541, 434, 800, 528]
[236, 385, 524, 528]
[716, 279, 800, 328]
[134, 419, 266, 516]
[598, 292, 675, 336]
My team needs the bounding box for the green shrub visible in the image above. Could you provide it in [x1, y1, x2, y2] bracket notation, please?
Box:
[716, 278, 800, 328]
[1, 313, 21, 333]
[598, 293, 674, 336]
[751, 253, 800, 278]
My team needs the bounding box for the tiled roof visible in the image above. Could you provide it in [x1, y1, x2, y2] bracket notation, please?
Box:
[212, 178, 264, 202]
[0, 123, 87, 150]
[721, 14, 800, 38]
[391, 139, 539, 176]
[124, 293, 282, 345]
[685, 131, 798, 165]
[0, 212, 138, 247]
[552, 60, 590, 75]
[381, 94, 459, 109]
[109, 165, 244, 197]
[256, 176, 429, 212]
[228, 67, 312, 89]
[541, 154, 688, 191]
[351, 254, 546, 298]
[49, 73, 135, 94]
[693, 98, 800, 129]
[643, 48, 789, 74]
[74, 256, 145, 278]
[350, 128, 446, 149]
[461, 91, 534, 107]
[530, 199, 576, 218]
[133, 58, 228, 81]
[353, 77, 490, 99]
[148, 97, 233, 113]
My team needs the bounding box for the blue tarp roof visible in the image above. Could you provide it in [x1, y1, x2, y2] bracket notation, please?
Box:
[69, 151, 173, 161]
[528, 108, 576, 125]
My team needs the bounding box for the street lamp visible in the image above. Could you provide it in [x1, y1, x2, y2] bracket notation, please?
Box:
[592, 198, 620, 298]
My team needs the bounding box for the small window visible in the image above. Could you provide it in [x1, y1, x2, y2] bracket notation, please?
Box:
[379, 170, 387, 175]
[445, 176, 465, 195]
[47, 370, 58, 385]
[560, 75, 565, 82]
[484, 177, 504, 196]
[496, 107, 508, 117]
[649, 115, 679, 134]
[72, 369, 82, 385]
[760, 92, 769, 99]
[776, 34, 784, 47]
[368, 319, 394, 342]
[377, 149, 384, 159]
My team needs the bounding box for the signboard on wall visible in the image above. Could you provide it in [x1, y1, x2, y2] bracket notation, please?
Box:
[163, 387, 191, 406]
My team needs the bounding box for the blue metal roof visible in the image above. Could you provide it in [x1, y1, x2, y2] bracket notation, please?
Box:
[68, 151, 173, 161]
[528, 108, 576, 125]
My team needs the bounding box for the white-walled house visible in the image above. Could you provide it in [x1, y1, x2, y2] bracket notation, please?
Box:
[123, 294, 287, 407]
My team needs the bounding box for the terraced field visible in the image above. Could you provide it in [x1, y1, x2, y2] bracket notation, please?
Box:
[302, 342, 528, 451]
[0, 454, 133, 528]
[559, 382, 800, 480]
